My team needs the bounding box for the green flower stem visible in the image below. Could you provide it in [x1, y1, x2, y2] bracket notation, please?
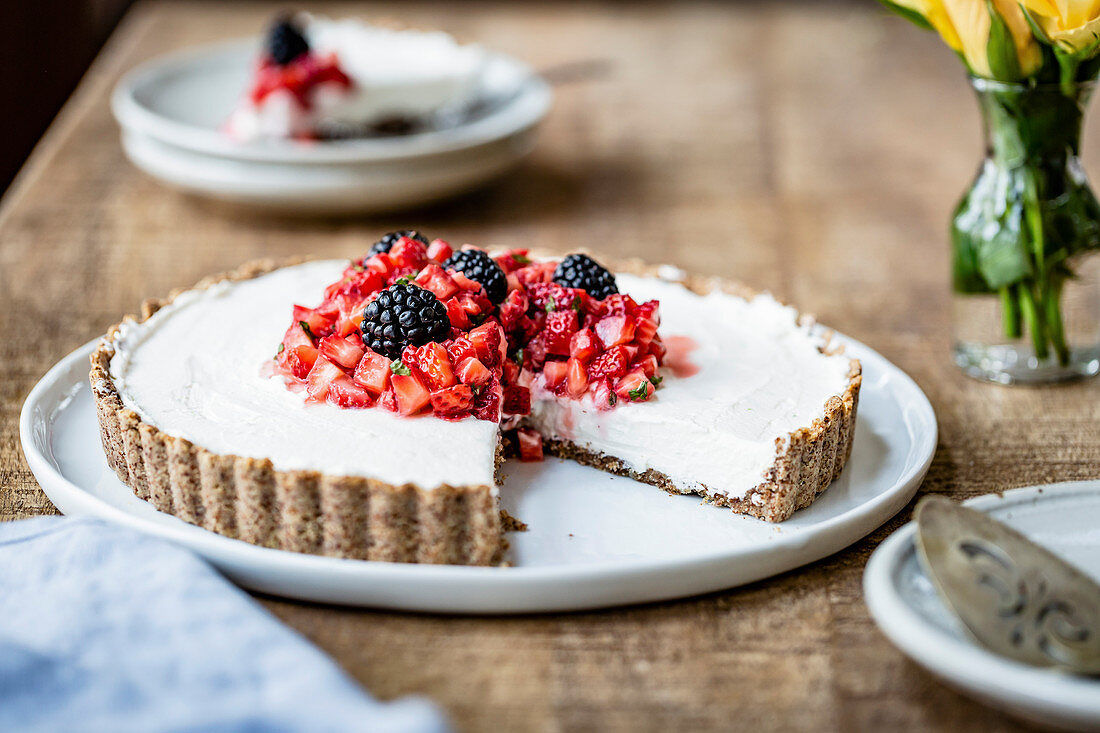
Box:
[1017, 283, 1049, 361]
[1044, 276, 1070, 365]
[1000, 286, 1022, 338]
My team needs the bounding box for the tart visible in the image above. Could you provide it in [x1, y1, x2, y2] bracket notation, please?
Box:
[91, 234, 860, 565]
[225, 15, 488, 142]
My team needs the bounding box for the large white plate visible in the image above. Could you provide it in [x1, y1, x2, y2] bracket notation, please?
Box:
[111, 40, 552, 213]
[863, 483, 1100, 731]
[22, 336, 935, 614]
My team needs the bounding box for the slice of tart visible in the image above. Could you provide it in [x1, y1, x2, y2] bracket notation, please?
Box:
[91, 233, 860, 565]
[225, 14, 488, 142]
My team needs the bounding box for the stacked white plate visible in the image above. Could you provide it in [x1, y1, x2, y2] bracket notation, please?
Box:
[111, 40, 552, 214]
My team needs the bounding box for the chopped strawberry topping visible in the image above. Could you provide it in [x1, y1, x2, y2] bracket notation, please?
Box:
[271, 243, 668, 423]
[516, 428, 544, 462]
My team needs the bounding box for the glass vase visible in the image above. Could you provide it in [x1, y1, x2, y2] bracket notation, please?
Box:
[952, 77, 1100, 384]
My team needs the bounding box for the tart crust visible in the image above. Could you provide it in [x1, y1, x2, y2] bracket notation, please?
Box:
[89, 257, 860, 563]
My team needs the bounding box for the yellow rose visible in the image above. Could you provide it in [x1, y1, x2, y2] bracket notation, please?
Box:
[1019, 0, 1100, 56]
[883, 0, 1042, 78]
[944, 0, 1042, 78]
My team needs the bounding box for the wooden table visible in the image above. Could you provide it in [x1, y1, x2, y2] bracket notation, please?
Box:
[2, 1, 1096, 729]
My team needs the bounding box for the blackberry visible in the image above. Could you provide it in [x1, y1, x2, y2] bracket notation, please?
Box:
[266, 17, 309, 66]
[368, 230, 429, 258]
[360, 284, 450, 359]
[443, 249, 508, 305]
[552, 253, 618, 300]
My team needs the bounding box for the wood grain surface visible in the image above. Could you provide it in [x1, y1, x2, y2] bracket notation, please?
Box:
[2, 1, 1097, 730]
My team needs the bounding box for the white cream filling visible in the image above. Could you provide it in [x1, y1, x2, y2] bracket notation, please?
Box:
[525, 274, 854, 500]
[227, 18, 488, 141]
[108, 260, 499, 490]
[108, 261, 853, 501]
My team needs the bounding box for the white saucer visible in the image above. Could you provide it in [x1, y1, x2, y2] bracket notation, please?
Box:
[111, 40, 552, 213]
[864, 483, 1100, 731]
[22, 336, 934, 614]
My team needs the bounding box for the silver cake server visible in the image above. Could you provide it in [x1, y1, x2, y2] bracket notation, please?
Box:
[915, 495, 1100, 675]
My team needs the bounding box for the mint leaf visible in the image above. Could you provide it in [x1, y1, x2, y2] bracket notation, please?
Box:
[571, 296, 582, 313]
[274, 343, 285, 360]
[394, 271, 419, 286]
[298, 321, 314, 341]
[390, 359, 411, 376]
[628, 380, 652, 401]
[650, 374, 663, 386]
[608, 391, 617, 406]
[513, 253, 531, 265]
[353, 264, 365, 272]
[545, 295, 556, 313]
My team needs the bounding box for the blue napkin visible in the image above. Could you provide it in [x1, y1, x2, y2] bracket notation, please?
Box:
[0, 517, 450, 733]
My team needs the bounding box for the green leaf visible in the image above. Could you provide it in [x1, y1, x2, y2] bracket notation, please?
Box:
[390, 359, 411, 376]
[298, 321, 314, 341]
[627, 380, 652, 401]
[978, 220, 1033, 288]
[1019, 5, 1052, 46]
[986, 1, 1023, 81]
[877, 0, 933, 31]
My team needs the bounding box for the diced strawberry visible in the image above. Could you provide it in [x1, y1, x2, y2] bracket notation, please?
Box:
[565, 357, 588, 398]
[378, 388, 398, 412]
[587, 346, 630, 380]
[414, 342, 456, 390]
[468, 321, 504, 367]
[544, 310, 579, 356]
[414, 264, 459, 301]
[281, 344, 318, 380]
[318, 334, 365, 370]
[615, 369, 655, 402]
[446, 337, 477, 365]
[386, 266, 420, 286]
[450, 270, 483, 293]
[598, 294, 639, 317]
[445, 299, 473, 329]
[427, 239, 453, 263]
[494, 249, 532, 274]
[594, 315, 635, 348]
[524, 333, 548, 370]
[637, 354, 660, 379]
[352, 348, 391, 395]
[498, 289, 529, 332]
[365, 253, 395, 277]
[648, 337, 667, 361]
[389, 236, 428, 269]
[590, 378, 617, 410]
[516, 428, 544, 462]
[568, 328, 600, 364]
[635, 299, 660, 324]
[503, 385, 531, 415]
[524, 281, 575, 313]
[292, 305, 332, 339]
[634, 314, 659, 347]
[305, 357, 344, 402]
[621, 344, 640, 361]
[471, 381, 502, 422]
[327, 375, 374, 408]
[391, 373, 431, 415]
[455, 291, 491, 317]
[542, 360, 569, 389]
[429, 383, 474, 417]
[455, 356, 492, 386]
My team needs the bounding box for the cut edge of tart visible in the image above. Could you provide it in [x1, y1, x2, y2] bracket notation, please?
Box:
[89, 255, 861, 566]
